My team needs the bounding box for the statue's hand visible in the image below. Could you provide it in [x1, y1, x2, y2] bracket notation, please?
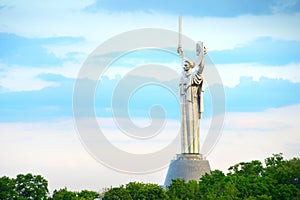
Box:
[177, 47, 183, 55]
[198, 46, 206, 69]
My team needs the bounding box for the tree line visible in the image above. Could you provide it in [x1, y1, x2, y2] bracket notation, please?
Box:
[0, 173, 99, 200]
[1, 153, 299, 199]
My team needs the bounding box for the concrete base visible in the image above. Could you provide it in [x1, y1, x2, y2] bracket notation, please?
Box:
[164, 154, 211, 187]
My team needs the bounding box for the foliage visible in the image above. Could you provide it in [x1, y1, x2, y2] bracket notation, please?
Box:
[102, 153, 300, 199]
[52, 187, 77, 200]
[0, 176, 18, 199]
[102, 185, 132, 200]
[51, 187, 99, 200]
[15, 173, 49, 200]
[1, 154, 299, 199]
[0, 173, 49, 200]
[166, 179, 201, 199]
[77, 189, 100, 200]
[0, 174, 99, 200]
[102, 182, 167, 200]
[196, 153, 300, 200]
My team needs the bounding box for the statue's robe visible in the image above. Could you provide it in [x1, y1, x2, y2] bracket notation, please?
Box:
[179, 68, 204, 154]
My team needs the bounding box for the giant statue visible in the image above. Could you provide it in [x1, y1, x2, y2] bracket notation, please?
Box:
[164, 16, 210, 187]
[177, 20, 207, 154]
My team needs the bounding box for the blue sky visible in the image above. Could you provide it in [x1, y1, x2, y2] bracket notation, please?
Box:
[0, 0, 300, 192]
[86, 0, 300, 16]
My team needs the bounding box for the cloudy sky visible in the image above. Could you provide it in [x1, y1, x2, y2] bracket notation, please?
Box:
[1, 0, 300, 193]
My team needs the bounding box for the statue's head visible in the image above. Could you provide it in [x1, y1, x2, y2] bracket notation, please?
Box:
[183, 59, 195, 71]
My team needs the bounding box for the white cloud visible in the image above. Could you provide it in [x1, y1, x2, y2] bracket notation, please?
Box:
[1, 104, 299, 191]
[271, 0, 298, 13]
[1, 1, 299, 52]
[0, 65, 58, 91]
[104, 60, 182, 81]
[45, 61, 85, 79]
[209, 104, 300, 172]
[185, 13, 300, 51]
[43, 41, 95, 60]
[216, 62, 300, 87]
[1, 1, 299, 92]
[0, 118, 172, 192]
[0, 61, 83, 91]
[2, 59, 299, 92]
[97, 118, 180, 154]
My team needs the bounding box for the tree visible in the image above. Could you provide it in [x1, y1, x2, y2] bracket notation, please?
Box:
[1, 154, 298, 199]
[264, 153, 284, 167]
[263, 154, 300, 199]
[199, 170, 240, 199]
[77, 189, 100, 200]
[228, 160, 263, 176]
[221, 153, 300, 199]
[52, 188, 99, 200]
[102, 182, 167, 200]
[15, 173, 49, 200]
[166, 179, 188, 200]
[125, 182, 144, 199]
[52, 187, 77, 200]
[185, 180, 200, 199]
[125, 182, 167, 200]
[0, 176, 18, 200]
[166, 179, 202, 199]
[226, 160, 270, 198]
[102, 186, 132, 200]
[134, 183, 167, 200]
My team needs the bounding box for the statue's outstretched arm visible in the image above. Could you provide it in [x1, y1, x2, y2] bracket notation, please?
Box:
[198, 46, 207, 73]
[177, 46, 185, 59]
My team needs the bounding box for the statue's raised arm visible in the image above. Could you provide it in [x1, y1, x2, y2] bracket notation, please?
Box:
[196, 42, 207, 74]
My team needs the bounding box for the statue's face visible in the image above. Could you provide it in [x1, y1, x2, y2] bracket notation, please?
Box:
[183, 60, 194, 71]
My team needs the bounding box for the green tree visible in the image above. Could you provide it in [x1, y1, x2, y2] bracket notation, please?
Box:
[185, 180, 200, 199]
[0, 176, 18, 200]
[125, 182, 167, 200]
[199, 170, 239, 199]
[1, 154, 298, 199]
[134, 183, 167, 200]
[77, 189, 99, 200]
[15, 173, 49, 200]
[264, 153, 284, 167]
[228, 160, 264, 176]
[263, 153, 300, 199]
[125, 182, 144, 199]
[103, 182, 167, 200]
[52, 187, 77, 200]
[52, 187, 99, 200]
[166, 179, 187, 200]
[102, 186, 132, 200]
[226, 160, 270, 198]
[222, 153, 300, 199]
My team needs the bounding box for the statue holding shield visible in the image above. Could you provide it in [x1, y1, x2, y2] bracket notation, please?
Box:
[177, 16, 207, 154]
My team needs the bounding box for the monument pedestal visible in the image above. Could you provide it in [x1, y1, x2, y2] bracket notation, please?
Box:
[164, 154, 211, 187]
